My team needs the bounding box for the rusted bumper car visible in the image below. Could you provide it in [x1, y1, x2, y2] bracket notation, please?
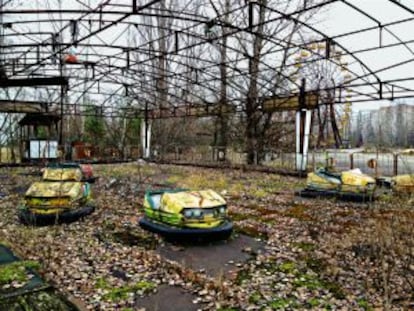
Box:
[47, 162, 97, 183]
[18, 168, 95, 225]
[297, 168, 376, 202]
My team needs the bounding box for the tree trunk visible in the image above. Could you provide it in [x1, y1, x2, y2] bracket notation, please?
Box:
[246, 0, 267, 164]
[329, 102, 342, 148]
[157, 0, 167, 117]
[216, 36, 228, 150]
[211, 0, 230, 159]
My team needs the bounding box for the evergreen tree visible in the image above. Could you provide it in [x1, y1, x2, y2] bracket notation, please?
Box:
[84, 106, 105, 144]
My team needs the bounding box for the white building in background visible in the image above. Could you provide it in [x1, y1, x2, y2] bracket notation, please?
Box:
[351, 103, 414, 147]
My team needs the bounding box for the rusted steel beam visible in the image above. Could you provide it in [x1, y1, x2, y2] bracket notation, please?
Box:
[0, 99, 52, 113]
[0, 77, 68, 87]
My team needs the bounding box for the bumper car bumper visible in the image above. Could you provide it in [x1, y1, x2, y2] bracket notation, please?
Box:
[138, 217, 233, 242]
[18, 204, 95, 226]
[296, 188, 375, 202]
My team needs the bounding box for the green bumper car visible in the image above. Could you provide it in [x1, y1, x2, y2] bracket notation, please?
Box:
[18, 168, 95, 226]
[139, 189, 233, 241]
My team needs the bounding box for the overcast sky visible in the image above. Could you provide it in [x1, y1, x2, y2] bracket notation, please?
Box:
[321, 0, 414, 112]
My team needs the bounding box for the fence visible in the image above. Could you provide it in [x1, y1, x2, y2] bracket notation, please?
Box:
[266, 150, 413, 177]
[1, 142, 413, 177]
[159, 147, 413, 177]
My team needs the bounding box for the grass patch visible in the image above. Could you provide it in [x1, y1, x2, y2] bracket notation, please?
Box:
[250, 188, 268, 199]
[229, 182, 245, 194]
[175, 173, 229, 191]
[166, 175, 183, 185]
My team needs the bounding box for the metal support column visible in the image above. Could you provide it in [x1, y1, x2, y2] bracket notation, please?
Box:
[296, 79, 312, 172]
[141, 102, 152, 159]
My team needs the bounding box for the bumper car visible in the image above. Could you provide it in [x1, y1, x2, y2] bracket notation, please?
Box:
[391, 174, 414, 194]
[297, 168, 376, 202]
[18, 168, 95, 225]
[0, 244, 82, 310]
[139, 189, 233, 241]
[46, 162, 97, 183]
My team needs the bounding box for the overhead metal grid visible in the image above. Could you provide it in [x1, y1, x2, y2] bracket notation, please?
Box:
[0, 0, 413, 119]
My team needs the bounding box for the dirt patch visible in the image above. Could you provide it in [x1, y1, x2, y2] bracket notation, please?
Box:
[136, 285, 203, 311]
[95, 226, 158, 250]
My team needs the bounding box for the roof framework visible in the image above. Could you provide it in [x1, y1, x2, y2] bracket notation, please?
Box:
[1, 0, 414, 119]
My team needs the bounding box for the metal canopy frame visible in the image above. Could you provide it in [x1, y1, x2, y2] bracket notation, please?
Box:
[0, 0, 413, 120]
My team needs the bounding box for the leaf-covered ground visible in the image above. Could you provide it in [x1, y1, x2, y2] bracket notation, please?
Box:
[0, 162, 413, 310]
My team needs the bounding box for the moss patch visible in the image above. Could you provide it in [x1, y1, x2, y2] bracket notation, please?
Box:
[95, 277, 156, 302]
[293, 273, 324, 290]
[293, 242, 316, 252]
[306, 297, 321, 307]
[278, 261, 297, 274]
[102, 281, 156, 302]
[235, 269, 251, 285]
[268, 297, 297, 309]
[0, 261, 40, 285]
[248, 291, 262, 303]
[357, 298, 373, 311]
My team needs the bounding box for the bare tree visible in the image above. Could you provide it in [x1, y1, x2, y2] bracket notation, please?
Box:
[227, 0, 323, 163]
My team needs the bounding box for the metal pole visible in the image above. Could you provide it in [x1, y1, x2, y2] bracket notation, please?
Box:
[0, 0, 4, 64]
[393, 153, 398, 176]
[59, 84, 64, 145]
[144, 101, 148, 152]
[296, 78, 307, 173]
